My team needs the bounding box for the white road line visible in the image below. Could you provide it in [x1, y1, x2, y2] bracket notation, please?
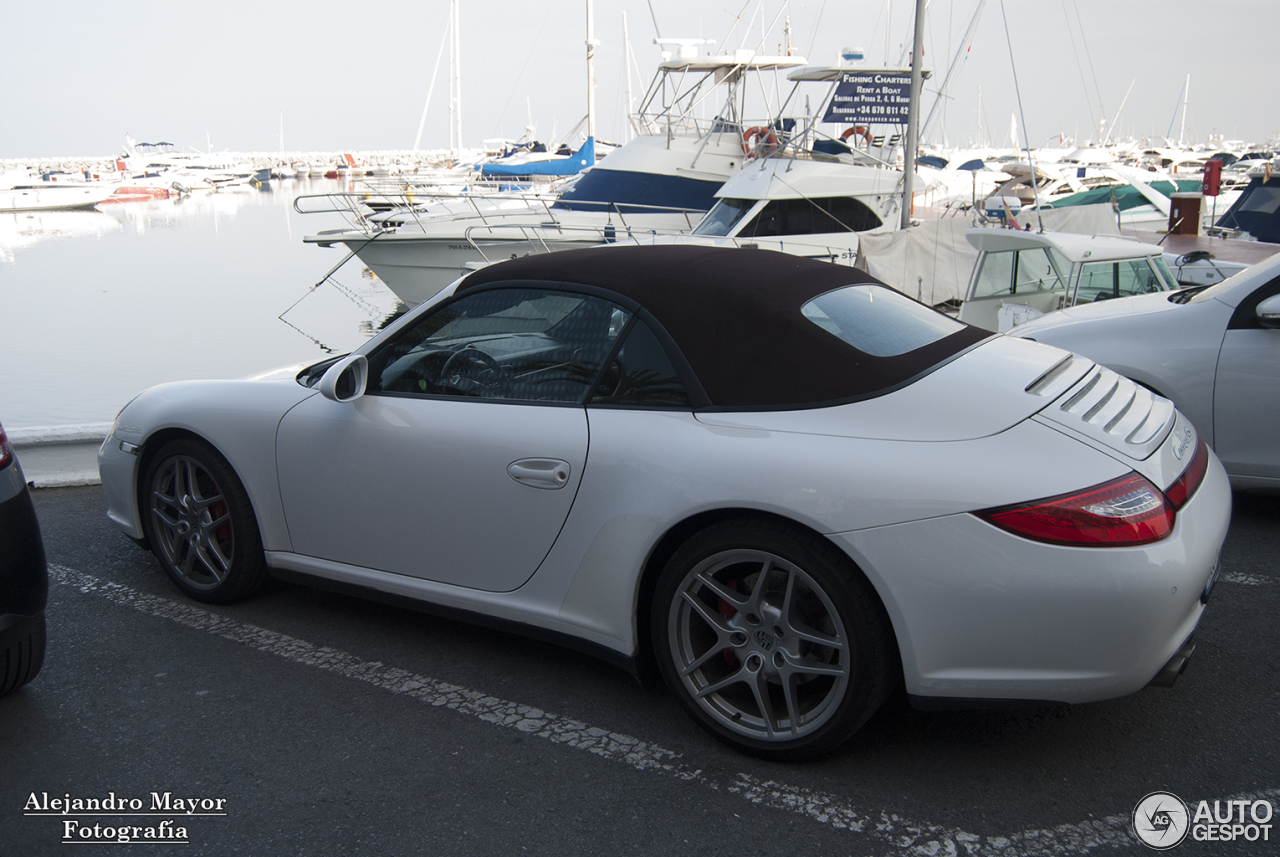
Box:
[50, 564, 1275, 856]
[1221, 571, 1272, 586]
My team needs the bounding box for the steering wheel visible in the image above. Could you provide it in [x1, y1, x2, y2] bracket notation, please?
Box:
[440, 346, 504, 396]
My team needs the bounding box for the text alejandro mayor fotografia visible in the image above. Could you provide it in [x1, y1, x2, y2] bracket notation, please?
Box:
[25, 791, 228, 844]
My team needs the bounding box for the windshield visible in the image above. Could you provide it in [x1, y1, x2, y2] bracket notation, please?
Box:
[692, 198, 757, 237]
[1076, 258, 1169, 302]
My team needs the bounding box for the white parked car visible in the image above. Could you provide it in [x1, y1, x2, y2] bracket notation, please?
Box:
[1010, 250, 1280, 494]
[99, 246, 1230, 759]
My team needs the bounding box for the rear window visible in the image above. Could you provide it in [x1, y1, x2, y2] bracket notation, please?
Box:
[802, 285, 967, 357]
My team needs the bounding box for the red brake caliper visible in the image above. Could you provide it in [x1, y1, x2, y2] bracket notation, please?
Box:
[212, 501, 231, 547]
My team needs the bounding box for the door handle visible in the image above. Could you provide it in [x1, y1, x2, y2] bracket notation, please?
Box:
[507, 458, 572, 490]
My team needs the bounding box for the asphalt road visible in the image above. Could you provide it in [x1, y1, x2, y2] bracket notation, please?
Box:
[5, 485, 1278, 856]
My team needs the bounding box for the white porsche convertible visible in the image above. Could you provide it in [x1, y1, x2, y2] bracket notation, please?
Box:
[99, 245, 1230, 759]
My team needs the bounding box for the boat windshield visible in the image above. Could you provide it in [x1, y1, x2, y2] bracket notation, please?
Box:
[1075, 258, 1170, 303]
[1152, 256, 1178, 290]
[692, 198, 757, 237]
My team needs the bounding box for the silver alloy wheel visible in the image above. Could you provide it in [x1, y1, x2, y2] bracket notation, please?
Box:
[149, 454, 235, 592]
[667, 548, 851, 742]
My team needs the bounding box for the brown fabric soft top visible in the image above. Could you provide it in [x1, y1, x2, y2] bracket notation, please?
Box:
[458, 245, 990, 409]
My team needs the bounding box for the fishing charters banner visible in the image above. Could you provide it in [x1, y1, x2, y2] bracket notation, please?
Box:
[822, 70, 912, 124]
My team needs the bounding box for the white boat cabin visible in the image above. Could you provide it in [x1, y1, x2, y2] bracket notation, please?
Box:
[957, 229, 1179, 332]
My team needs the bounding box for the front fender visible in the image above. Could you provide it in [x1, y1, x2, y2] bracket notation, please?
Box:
[100, 379, 317, 551]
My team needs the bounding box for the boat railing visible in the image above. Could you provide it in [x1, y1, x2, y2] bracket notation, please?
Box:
[293, 189, 556, 232]
[459, 221, 690, 262]
[294, 191, 707, 236]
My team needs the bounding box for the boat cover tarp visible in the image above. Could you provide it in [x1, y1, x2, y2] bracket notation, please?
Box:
[1215, 176, 1280, 244]
[479, 137, 595, 178]
[856, 204, 1122, 306]
[1050, 179, 1201, 211]
[1012, 203, 1121, 235]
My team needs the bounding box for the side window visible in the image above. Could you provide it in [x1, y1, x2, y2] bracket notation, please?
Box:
[737, 197, 883, 237]
[971, 251, 1015, 298]
[825, 196, 883, 232]
[370, 288, 630, 404]
[740, 201, 781, 237]
[589, 320, 692, 408]
[1014, 248, 1066, 294]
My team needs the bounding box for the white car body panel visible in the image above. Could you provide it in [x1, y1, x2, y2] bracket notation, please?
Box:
[1214, 327, 1280, 485]
[1011, 251, 1280, 490]
[276, 395, 588, 592]
[101, 379, 315, 547]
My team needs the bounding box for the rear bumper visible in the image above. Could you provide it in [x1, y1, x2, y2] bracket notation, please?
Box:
[832, 452, 1232, 705]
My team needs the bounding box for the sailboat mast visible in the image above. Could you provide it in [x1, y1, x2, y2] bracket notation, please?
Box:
[1179, 74, 1190, 146]
[449, 0, 463, 153]
[586, 0, 597, 141]
[623, 11, 634, 142]
[900, 0, 926, 230]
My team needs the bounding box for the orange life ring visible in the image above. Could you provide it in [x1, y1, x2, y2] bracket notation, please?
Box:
[841, 126, 873, 147]
[741, 126, 780, 158]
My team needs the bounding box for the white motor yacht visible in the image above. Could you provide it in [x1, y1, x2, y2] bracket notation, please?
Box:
[0, 172, 116, 211]
[302, 50, 808, 307]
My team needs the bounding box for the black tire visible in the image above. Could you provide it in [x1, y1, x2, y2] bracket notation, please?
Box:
[652, 518, 897, 760]
[142, 438, 267, 604]
[0, 614, 45, 696]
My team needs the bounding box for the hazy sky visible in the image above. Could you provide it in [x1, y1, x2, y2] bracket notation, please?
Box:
[4, 0, 1276, 160]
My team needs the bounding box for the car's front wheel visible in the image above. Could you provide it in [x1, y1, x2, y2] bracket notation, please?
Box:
[142, 438, 267, 603]
[653, 519, 897, 760]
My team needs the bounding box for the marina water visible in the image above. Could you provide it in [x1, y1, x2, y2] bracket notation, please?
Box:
[0, 179, 398, 433]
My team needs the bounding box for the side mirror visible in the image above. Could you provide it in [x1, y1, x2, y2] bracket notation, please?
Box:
[1256, 294, 1280, 329]
[318, 354, 368, 402]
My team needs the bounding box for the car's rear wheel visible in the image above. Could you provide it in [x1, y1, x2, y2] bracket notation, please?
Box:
[142, 438, 267, 603]
[653, 519, 896, 760]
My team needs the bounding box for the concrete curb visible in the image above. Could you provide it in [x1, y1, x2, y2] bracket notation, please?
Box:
[10, 424, 110, 490]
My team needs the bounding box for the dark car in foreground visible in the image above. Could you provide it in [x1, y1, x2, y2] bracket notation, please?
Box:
[0, 419, 48, 695]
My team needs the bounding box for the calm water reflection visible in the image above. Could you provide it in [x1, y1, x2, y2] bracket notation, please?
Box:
[0, 179, 398, 430]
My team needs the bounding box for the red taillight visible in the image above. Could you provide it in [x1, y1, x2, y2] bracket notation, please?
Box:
[979, 473, 1174, 546]
[0, 421, 11, 470]
[1164, 437, 1208, 510]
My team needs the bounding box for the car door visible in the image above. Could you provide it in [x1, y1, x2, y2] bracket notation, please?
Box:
[276, 286, 631, 592]
[1212, 280, 1280, 484]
